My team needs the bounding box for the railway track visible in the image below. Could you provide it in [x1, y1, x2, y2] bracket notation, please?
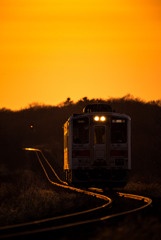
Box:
[0, 148, 152, 239]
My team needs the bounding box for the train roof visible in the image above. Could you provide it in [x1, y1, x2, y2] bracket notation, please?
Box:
[70, 111, 131, 120]
[65, 104, 131, 123]
[83, 104, 112, 113]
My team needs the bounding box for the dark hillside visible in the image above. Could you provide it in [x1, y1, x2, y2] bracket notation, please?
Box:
[0, 96, 161, 183]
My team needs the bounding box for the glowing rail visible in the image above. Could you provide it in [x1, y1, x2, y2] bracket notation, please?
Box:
[0, 148, 152, 239]
[23, 148, 112, 201]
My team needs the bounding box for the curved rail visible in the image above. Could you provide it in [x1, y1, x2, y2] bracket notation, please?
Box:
[23, 148, 111, 202]
[101, 192, 152, 221]
[28, 148, 152, 219]
[23, 148, 152, 215]
[0, 148, 152, 239]
[24, 148, 68, 185]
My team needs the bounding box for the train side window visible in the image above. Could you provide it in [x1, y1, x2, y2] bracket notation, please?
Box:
[73, 117, 89, 144]
[94, 126, 105, 144]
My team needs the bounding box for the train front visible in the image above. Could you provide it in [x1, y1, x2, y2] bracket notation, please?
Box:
[64, 104, 131, 189]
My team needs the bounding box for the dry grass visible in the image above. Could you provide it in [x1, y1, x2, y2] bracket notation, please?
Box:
[1, 162, 161, 239]
[87, 181, 161, 240]
[123, 181, 161, 198]
[0, 166, 103, 227]
[89, 215, 161, 240]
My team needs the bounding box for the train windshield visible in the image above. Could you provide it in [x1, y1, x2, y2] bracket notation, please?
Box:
[73, 117, 89, 144]
[111, 118, 127, 143]
[94, 126, 105, 144]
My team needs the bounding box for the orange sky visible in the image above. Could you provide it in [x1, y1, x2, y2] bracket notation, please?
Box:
[0, 0, 161, 110]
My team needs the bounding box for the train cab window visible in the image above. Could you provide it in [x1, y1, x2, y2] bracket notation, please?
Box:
[73, 117, 89, 144]
[111, 119, 127, 143]
[94, 126, 105, 144]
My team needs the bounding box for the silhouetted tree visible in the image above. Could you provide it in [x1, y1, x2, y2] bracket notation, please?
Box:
[1, 97, 161, 182]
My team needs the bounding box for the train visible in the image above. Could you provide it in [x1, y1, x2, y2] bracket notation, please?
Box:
[63, 104, 131, 189]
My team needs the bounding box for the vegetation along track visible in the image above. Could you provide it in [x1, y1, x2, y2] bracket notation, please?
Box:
[0, 148, 152, 239]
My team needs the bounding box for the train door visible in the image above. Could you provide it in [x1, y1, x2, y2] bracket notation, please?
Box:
[93, 125, 106, 166]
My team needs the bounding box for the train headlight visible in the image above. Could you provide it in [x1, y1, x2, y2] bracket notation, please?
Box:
[100, 116, 106, 121]
[94, 116, 99, 121]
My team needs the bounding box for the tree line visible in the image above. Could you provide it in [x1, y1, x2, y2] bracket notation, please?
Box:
[0, 95, 161, 183]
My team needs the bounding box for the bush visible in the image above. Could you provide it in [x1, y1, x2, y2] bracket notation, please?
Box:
[0, 168, 104, 227]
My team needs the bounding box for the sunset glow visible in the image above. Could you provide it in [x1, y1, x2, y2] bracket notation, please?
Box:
[1, 0, 161, 110]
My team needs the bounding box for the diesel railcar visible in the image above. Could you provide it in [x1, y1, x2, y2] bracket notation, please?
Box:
[63, 104, 131, 189]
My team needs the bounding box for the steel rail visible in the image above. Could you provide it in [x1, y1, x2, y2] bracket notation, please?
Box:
[0, 191, 152, 239]
[28, 148, 153, 220]
[23, 148, 111, 202]
[22, 149, 152, 214]
[0, 148, 152, 239]
[35, 150, 111, 202]
[0, 148, 112, 239]
[39, 150, 68, 185]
